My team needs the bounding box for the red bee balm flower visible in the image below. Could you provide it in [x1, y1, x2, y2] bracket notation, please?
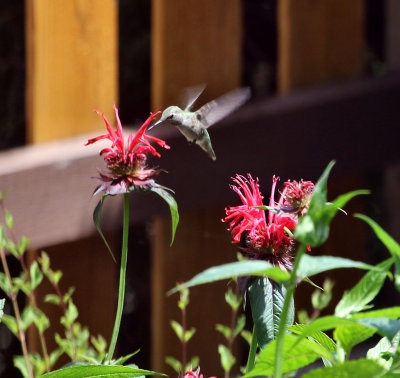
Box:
[223, 174, 312, 269]
[85, 105, 169, 195]
[183, 368, 216, 378]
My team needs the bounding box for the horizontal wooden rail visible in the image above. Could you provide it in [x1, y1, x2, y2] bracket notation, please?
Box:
[1, 74, 399, 248]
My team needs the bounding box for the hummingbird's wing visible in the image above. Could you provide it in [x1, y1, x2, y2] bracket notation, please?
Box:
[195, 87, 251, 128]
[182, 84, 206, 111]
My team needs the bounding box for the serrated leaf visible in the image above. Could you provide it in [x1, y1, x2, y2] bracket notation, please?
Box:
[170, 320, 184, 340]
[150, 186, 179, 246]
[355, 214, 400, 258]
[248, 277, 294, 349]
[297, 254, 377, 279]
[44, 294, 61, 305]
[367, 336, 393, 370]
[216, 324, 231, 340]
[30, 261, 43, 290]
[243, 334, 333, 377]
[2, 314, 18, 335]
[288, 324, 336, 352]
[165, 356, 182, 374]
[168, 260, 290, 295]
[93, 195, 116, 263]
[301, 359, 385, 378]
[335, 259, 391, 317]
[218, 344, 236, 372]
[38, 364, 166, 377]
[334, 324, 376, 353]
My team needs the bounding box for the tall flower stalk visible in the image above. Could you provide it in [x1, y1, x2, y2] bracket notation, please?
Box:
[85, 105, 178, 362]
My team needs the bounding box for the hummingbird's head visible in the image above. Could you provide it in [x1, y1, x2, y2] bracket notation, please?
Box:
[160, 106, 183, 125]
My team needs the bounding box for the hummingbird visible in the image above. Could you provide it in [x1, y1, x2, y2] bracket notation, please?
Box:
[149, 85, 251, 160]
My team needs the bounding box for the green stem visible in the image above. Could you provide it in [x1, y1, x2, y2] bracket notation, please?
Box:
[246, 326, 258, 373]
[107, 193, 130, 361]
[274, 243, 307, 378]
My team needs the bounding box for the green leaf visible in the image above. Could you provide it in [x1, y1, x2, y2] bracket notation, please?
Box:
[165, 356, 182, 374]
[170, 320, 184, 340]
[297, 255, 377, 279]
[367, 336, 393, 370]
[295, 161, 369, 247]
[244, 334, 333, 377]
[225, 288, 241, 311]
[302, 359, 385, 378]
[233, 314, 246, 338]
[2, 314, 18, 335]
[334, 324, 376, 353]
[241, 330, 253, 345]
[184, 327, 196, 343]
[38, 365, 166, 377]
[61, 301, 78, 328]
[21, 305, 36, 331]
[44, 294, 61, 305]
[5, 209, 13, 229]
[216, 324, 231, 340]
[355, 214, 400, 258]
[34, 308, 50, 333]
[248, 277, 294, 349]
[287, 324, 336, 353]
[93, 195, 116, 263]
[30, 261, 44, 290]
[113, 350, 140, 366]
[218, 344, 236, 373]
[150, 186, 179, 246]
[351, 307, 400, 319]
[18, 236, 29, 256]
[186, 356, 199, 372]
[168, 260, 290, 295]
[0, 272, 11, 295]
[335, 259, 391, 317]
[354, 317, 400, 340]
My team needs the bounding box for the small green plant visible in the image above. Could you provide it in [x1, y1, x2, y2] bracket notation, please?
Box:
[0, 195, 106, 377]
[166, 287, 199, 375]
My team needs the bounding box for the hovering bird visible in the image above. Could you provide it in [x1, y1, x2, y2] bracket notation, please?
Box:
[149, 85, 251, 160]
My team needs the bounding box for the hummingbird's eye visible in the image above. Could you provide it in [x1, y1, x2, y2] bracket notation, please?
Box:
[167, 114, 174, 120]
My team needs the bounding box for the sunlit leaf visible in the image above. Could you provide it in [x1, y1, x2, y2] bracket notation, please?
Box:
[244, 334, 332, 377]
[301, 359, 384, 378]
[38, 365, 165, 377]
[168, 261, 290, 295]
[150, 186, 179, 246]
[335, 259, 391, 318]
[297, 255, 376, 279]
[218, 344, 236, 373]
[248, 277, 294, 349]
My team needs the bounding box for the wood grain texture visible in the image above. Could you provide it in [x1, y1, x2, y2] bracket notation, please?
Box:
[25, 0, 118, 143]
[278, 0, 365, 93]
[151, 0, 242, 109]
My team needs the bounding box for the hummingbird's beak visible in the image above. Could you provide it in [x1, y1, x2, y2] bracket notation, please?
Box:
[148, 119, 163, 130]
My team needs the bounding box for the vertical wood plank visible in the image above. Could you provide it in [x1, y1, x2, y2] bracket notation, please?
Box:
[386, 0, 400, 70]
[278, 0, 365, 93]
[151, 2, 243, 374]
[151, 209, 240, 377]
[25, 0, 118, 143]
[151, 0, 242, 109]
